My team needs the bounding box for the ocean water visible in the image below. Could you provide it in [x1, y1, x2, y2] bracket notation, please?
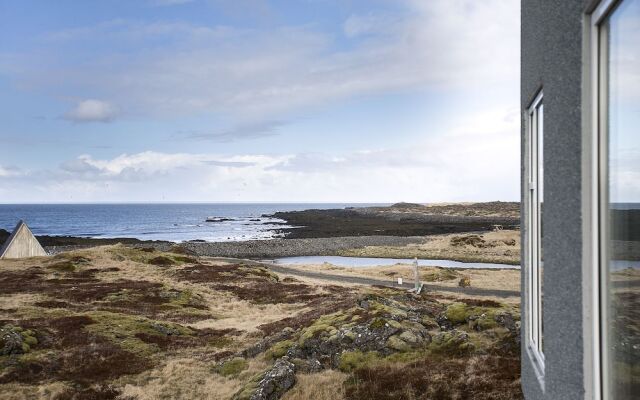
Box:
[0, 203, 382, 242]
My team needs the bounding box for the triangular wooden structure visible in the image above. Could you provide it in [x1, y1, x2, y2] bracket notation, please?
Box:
[0, 220, 47, 259]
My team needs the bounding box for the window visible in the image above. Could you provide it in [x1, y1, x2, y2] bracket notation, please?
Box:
[526, 91, 544, 374]
[592, 0, 640, 398]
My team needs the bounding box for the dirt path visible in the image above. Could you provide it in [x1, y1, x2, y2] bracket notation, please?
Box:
[267, 264, 520, 298]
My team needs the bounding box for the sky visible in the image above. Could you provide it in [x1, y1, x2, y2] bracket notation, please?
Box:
[0, 0, 521, 203]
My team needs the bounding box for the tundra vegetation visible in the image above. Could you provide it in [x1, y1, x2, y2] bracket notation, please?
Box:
[0, 245, 522, 399]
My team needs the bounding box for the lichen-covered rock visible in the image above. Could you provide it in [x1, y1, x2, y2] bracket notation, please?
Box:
[387, 335, 411, 352]
[290, 357, 322, 373]
[249, 357, 296, 400]
[495, 312, 517, 333]
[430, 329, 474, 355]
[444, 302, 469, 324]
[0, 325, 37, 355]
[243, 328, 295, 358]
[436, 315, 454, 330]
[469, 314, 498, 331]
[291, 320, 399, 368]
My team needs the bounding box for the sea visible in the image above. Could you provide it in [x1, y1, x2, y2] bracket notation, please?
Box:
[0, 203, 383, 243]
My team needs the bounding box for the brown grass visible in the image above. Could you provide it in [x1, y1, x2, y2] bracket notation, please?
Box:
[0, 315, 151, 386]
[346, 355, 522, 400]
[339, 230, 521, 265]
[0, 245, 523, 399]
[118, 357, 268, 400]
[282, 370, 348, 400]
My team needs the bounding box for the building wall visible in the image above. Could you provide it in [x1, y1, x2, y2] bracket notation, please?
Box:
[520, 1, 594, 398]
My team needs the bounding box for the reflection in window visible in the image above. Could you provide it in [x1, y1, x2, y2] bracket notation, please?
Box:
[537, 103, 544, 353]
[602, 0, 640, 397]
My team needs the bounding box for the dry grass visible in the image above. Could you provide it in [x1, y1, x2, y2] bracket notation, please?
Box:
[0, 245, 522, 399]
[282, 370, 348, 400]
[0, 245, 335, 398]
[119, 357, 268, 400]
[339, 230, 521, 265]
[346, 355, 522, 400]
[0, 382, 69, 400]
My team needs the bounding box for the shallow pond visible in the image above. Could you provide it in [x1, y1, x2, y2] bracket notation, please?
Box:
[270, 256, 518, 269]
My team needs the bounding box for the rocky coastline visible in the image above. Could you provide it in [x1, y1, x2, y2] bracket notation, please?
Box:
[1, 202, 522, 262]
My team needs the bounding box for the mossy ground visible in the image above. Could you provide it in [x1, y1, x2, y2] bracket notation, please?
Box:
[216, 358, 249, 377]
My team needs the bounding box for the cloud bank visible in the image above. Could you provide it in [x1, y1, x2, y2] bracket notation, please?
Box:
[7, 0, 518, 123]
[0, 106, 519, 202]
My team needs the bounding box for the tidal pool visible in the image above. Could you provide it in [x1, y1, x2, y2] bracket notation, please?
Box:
[270, 255, 518, 269]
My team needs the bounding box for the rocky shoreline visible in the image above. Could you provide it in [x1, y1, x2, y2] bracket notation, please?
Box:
[44, 235, 428, 259]
[269, 202, 520, 239]
[179, 236, 427, 259]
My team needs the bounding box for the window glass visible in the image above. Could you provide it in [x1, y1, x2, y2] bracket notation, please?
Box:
[527, 95, 544, 363]
[537, 103, 544, 352]
[604, 0, 640, 397]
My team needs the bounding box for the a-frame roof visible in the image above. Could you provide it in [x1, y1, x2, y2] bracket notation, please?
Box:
[0, 220, 47, 259]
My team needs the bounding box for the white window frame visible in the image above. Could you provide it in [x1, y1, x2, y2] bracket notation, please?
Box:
[589, 0, 624, 398]
[525, 90, 545, 382]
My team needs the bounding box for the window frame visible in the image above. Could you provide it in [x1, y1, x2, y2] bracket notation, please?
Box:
[525, 90, 545, 381]
[589, 0, 625, 398]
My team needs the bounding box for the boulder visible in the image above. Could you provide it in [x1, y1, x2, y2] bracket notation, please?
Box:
[0, 325, 37, 355]
[249, 357, 296, 400]
[430, 329, 474, 355]
[495, 312, 517, 333]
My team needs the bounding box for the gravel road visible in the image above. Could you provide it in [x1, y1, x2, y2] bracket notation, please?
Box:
[267, 264, 520, 298]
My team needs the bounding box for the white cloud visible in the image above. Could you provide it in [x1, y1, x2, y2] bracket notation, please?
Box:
[9, 0, 519, 122]
[57, 151, 275, 181]
[0, 165, 22, 178]
[0, 0, 521, 202]
[63, 99, 118, 123]
[1, 106, 519, 202]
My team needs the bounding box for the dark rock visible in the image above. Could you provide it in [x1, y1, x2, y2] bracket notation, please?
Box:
[206, 217, 234, 223]
[0, 325, 37, 355]
[242, 329, 294, 359]
[290, 357, 322, 373]
[250, 357, 296, 400]
[436, 315, 454, 331]
[0, 326, 25, 355]
[431, 329, 474, 355]
[495, 312, 516, 333]
[151, 323, 182, 336]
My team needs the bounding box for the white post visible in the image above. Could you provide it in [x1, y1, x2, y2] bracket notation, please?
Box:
[413, 257, 420, 291]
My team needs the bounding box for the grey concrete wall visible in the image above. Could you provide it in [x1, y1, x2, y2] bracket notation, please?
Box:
[0, 223, 47, 259]
[521, 1, 594, 398]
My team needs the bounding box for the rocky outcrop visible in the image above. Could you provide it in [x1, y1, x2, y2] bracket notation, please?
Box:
[244, 357, 296, 400]
[232, 357, 296, 400]
[0, 325, 37, 355]
[430, 330, 474, 355]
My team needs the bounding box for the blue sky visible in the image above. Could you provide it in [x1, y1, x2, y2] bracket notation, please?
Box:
[0, 0, 520, 203]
